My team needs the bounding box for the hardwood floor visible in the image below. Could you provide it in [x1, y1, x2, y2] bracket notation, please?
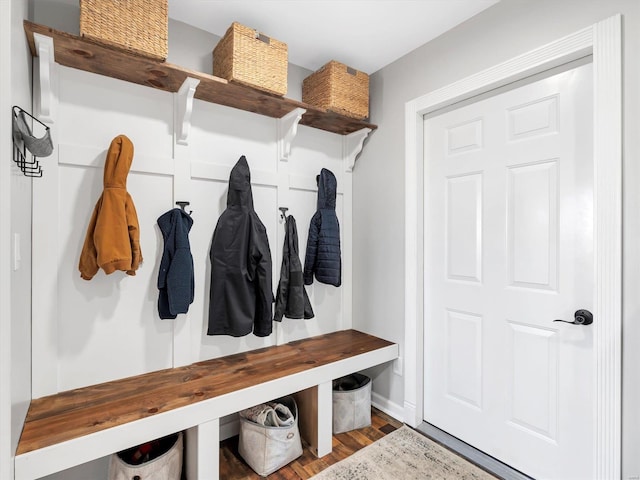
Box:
[219, 407, 404, 479]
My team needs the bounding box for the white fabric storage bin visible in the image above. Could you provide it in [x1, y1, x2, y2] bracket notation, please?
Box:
[332, 373, 372, 434]
[238, 395, 303, 476]
[108, 432, 182, 480]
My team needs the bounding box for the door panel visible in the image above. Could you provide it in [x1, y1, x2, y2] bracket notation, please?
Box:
[423, 62, 593, 480]
[507, 160, 558, 289]
[446, 174, 483, 282]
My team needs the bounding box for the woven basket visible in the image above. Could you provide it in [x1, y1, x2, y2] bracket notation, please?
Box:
[213, 22, 288, 96]
[303, 60, 369, 120]
[79, 0, 168, 61]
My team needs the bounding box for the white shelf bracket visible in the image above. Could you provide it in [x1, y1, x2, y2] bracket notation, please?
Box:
[33, 33, 54, 123]
[277, 107, 306, 161]
[175, 77, 200, 146]
[343, 127, 372, 172]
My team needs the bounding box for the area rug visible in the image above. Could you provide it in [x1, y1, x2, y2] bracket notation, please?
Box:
[310, 426, 496, 480]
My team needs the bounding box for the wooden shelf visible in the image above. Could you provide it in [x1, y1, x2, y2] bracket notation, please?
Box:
[24, 21, 377, 136]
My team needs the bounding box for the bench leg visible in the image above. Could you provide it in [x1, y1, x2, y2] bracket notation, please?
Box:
[185, 418, 219, 480]
[294, 380, 333, 458]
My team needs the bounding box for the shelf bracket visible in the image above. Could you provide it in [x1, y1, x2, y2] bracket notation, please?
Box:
[33, 33, 54, 123]
[277, 107, 306, 161]
[175, 77, 200, 146]
[343, 127, 372, 172]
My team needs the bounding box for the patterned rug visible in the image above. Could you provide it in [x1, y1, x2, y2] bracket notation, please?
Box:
[310, 426, 496, 480]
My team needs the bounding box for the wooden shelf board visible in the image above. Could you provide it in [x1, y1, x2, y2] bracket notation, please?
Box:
[24, 21, 377, 135]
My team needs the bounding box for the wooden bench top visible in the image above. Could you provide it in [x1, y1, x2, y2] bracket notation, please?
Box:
[17, 329, 394, 456]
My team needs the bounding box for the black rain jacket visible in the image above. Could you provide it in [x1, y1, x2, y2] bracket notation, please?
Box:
[274, 215, 314, 321]
[207, 156, 273, 337]
[303, 168, 341, 287]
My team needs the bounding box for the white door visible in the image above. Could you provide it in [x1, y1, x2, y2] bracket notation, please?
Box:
[423, 61, 594, 480]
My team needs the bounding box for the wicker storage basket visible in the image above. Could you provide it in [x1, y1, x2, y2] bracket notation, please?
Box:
[213, 22, 288, 96]
[303, 60, 369, 120]
[79, 0, 168, 61]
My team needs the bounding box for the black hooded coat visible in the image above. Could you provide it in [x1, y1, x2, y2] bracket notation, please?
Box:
[274, 214, 314, 322]
[303, 168, 341, 287]
[207, 156, 273, 337]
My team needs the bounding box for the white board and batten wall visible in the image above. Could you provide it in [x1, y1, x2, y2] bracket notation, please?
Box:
[32, 63, 353, 398]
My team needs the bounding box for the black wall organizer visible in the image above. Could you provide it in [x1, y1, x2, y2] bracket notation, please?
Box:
[11, 106, 53, 177]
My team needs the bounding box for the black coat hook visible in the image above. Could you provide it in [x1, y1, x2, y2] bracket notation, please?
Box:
[279, 207, 288, 220]
[176, 201, 192, 215]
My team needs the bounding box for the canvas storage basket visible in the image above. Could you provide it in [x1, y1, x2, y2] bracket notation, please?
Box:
[302, 60, 369, 120]
[213, 22, 288, 96]
[332, 373, 372, 434]
[79, 0, 168, 61]
[238, 395, 302, 476]
[108, 432, 182, 480]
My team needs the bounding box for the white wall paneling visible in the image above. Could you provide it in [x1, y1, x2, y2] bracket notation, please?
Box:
[31, 60, 353, 398]
[404, 16, 621, 478]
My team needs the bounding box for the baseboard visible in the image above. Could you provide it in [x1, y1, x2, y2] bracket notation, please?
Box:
[219, 414, 240, 441]
[371, 392, 404, 423]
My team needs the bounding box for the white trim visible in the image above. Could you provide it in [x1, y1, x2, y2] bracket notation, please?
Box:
[404, 15, 621, 479]
[592, 17, 622, 479]
[371, 392, 404, 424]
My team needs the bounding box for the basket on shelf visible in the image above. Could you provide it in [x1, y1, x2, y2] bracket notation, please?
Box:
[213, 22, 288, 96]
[79, 0, 168, 61]
[303, 60, 369, 120]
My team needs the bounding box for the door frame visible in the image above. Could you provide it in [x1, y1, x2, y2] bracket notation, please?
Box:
[404, 15, 621, 479]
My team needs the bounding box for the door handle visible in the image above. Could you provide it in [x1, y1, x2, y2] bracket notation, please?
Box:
[554, 309, 593, 325]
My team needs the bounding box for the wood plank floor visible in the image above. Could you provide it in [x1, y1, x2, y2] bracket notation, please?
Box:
[219, 407, 404, 479]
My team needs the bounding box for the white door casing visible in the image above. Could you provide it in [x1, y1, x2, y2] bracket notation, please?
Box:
[423, 62, 593, 480]
[404, 16, 621, 479]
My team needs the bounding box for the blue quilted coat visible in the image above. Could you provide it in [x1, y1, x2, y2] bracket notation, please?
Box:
[303, 168, 341, 287]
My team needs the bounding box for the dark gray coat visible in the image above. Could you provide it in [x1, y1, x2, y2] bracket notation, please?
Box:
[207, 156, 273, 337]
[303, 168, 341, 287]
[274, 215, 314, 321]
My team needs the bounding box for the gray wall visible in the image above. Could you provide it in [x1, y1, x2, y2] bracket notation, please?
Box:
[353, 0, 640, 477]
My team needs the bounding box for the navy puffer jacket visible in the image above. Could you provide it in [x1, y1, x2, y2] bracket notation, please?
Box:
[303, 168, 341, 287]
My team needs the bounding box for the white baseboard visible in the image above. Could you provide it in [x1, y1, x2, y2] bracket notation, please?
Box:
[371, 392, 404, 423]
[220, 414, 240, 441]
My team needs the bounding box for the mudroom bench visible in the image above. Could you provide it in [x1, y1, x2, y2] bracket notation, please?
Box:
[14, 329, 398, 480]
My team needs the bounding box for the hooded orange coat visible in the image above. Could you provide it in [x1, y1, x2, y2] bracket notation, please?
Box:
[79, 135, 142, 280]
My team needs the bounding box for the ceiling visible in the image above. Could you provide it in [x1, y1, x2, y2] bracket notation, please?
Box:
[169, 0, 500, 74]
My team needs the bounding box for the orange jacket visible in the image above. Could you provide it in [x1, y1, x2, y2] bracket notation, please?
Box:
[79, 135, 142, 280]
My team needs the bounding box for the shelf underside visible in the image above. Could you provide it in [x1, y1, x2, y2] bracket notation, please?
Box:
[24, 21, 377, 136]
